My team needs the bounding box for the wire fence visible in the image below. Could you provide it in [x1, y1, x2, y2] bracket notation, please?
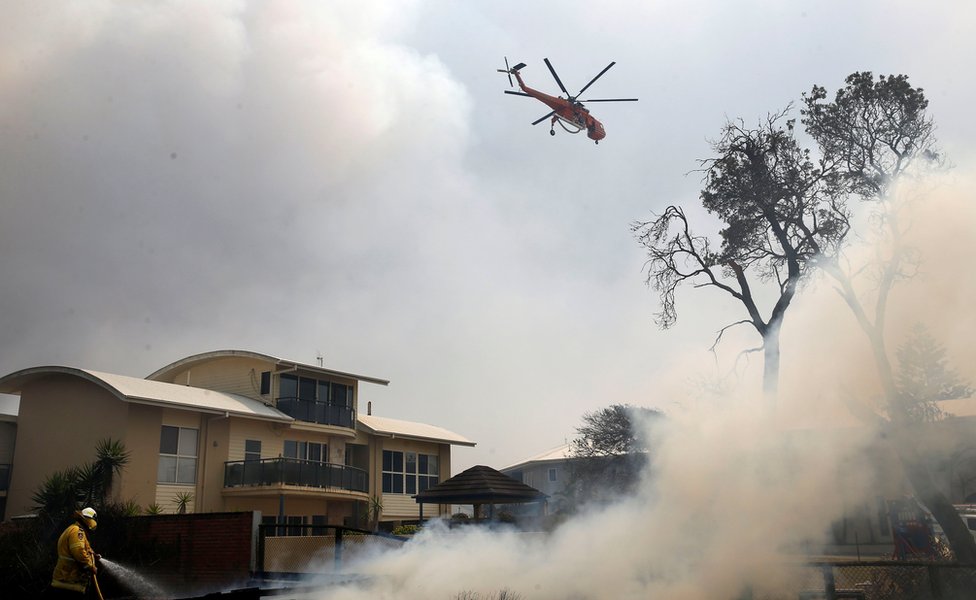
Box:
[257, 524, 976, 599]
[746, 561, 976, 600]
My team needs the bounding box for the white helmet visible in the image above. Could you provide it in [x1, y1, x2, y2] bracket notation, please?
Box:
[81, 507, 97, 520]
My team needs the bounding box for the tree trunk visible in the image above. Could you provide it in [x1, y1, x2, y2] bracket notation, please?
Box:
[843, 275, 976, 562]
[894, 435, 976, 563]
[871, 326, 976, 562]
[762, 332, 780, 402]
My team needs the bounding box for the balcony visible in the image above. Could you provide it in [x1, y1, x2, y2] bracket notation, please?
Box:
[276, 396, 355, 429]
[224, 458, 368, 493]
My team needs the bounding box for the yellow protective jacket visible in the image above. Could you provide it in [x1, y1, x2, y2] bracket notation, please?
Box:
[51, 522, 96, 593]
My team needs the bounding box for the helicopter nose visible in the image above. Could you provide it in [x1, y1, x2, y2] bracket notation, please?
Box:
[588, 122, 606, 141]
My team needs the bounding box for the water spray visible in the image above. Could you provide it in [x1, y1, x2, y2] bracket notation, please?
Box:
[98, 558, 169, 599]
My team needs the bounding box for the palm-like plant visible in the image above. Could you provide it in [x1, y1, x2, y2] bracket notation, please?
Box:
[173, 491, 193, 514]
[31, 439, 132, 523]
[74, 462, 102, 508]
[31, 468, 82, 523]
[94, 438, 130, 503]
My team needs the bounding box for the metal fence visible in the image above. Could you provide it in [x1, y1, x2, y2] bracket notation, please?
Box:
[254, 524, 976, 600]
[746, 561, 976, 600]
[257, 524, 406, 578]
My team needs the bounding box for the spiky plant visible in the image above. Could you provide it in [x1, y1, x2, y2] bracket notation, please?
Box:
[173, 491, 193, 514]
[31, 468, 82, 524]
[94, 438, 130, 503]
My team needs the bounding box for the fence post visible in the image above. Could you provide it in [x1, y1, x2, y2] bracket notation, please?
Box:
[822, 564, 836, 600]
[335, 527, 344, 570]
[256, 524, 266, 580]
[927, 564, 943, 600]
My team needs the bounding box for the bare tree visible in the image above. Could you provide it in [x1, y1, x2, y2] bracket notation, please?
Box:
[633, 110, 849, 397]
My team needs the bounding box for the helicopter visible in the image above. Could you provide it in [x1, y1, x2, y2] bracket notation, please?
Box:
[497, 57, 638, 144]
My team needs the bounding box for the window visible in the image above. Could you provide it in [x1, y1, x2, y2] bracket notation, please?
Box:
[277, 373, 356, 427]
[382, 450, 437, 494]
[548, 467, 558, 482]
[382, 450, 404, 494]
[418, 453, 439, 492]
[158, 426, 198, 484]
[311, 514, 328, 535]
[298, 377, 316, 401]
[284, 440, 325, 462]
[245, 439, 261, 462]
[280, 374, 298, 400]
[287, 515, 306, 536]
[260, 371, 271, 395]
[345, 443, 368, 470]
[405, 452, 417, 494]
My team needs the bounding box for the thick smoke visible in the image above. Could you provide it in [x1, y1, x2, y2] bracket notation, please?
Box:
[319, 398, 874, 599]
[314, 175, 976, 599]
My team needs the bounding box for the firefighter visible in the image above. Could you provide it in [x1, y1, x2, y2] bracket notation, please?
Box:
[48, 507, 102, 598]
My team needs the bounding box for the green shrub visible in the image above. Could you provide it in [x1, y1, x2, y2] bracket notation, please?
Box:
[392, 524, 419, 536]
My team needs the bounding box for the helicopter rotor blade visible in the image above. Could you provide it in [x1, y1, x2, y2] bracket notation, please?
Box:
[532, 111, 556, 126]
[577, 62, 618, 98]
[543, 58, 570, 97]
[578, 98, 639, 102]
[504, 90, 533, 97]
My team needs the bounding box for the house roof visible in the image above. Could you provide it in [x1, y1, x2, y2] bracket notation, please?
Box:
[147, 349, 391, 386]
[413, 465, 547, 505]
[501, 443, 572, 472]
[0, 366, 294, 423]
[358, 413, 476, 447]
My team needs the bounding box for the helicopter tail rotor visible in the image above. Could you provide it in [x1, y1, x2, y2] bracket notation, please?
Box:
[496, 57, 526, 88]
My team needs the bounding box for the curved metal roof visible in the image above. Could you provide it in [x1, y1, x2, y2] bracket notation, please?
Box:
[0, 366, 293, 423]
[147, 349, 390, 386]
[358, 413, 475, 447]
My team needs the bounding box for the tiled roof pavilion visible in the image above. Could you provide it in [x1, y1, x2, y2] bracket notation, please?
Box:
[413, 464, 548, 520]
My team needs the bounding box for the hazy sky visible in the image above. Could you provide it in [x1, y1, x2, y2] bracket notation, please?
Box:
[2, 0, 975, 473]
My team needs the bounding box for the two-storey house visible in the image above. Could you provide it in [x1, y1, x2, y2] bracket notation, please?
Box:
[0, 349, 475, 529]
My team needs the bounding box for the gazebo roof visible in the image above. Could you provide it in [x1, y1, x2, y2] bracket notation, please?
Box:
[414, 464, 548, 505]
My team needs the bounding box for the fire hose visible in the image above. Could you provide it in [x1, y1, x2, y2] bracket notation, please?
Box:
[92, 571, 105, 600]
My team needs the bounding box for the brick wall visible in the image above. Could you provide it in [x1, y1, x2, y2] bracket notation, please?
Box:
[103, 511, 259, 597]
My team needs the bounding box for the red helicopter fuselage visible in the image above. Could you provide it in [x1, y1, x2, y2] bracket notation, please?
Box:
[511, 69, 606, 142]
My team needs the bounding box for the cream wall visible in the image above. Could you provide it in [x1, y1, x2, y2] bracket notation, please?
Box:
[6, 376, 129, 518]
[377, 438, 451, 521]
[119, 403, 165, 511]
[198, 413, 231, 513]
[154, 356, 271, 401]
[518, 461, 570, 498]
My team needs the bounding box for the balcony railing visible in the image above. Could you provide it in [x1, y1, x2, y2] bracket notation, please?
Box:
[224, 458, 368, 493]
[276, 396, 355, 428]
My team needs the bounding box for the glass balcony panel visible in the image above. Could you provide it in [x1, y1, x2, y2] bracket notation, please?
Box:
[223, 458, 367, 493]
